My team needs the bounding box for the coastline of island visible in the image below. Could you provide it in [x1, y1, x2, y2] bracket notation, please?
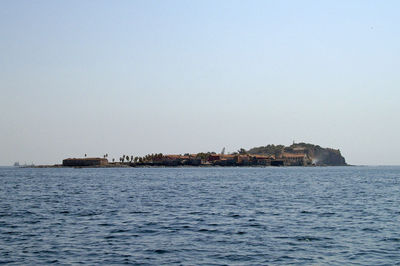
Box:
[29, 142, 347, 168]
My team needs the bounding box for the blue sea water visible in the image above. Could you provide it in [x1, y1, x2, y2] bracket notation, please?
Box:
[0, 166, 400, 265]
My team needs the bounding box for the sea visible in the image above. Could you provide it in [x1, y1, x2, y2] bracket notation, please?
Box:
[0, 166, 400, 265]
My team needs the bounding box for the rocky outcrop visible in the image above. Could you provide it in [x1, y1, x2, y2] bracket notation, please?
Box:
[246, 143, 347, 166]
[292, 143, 346, 166]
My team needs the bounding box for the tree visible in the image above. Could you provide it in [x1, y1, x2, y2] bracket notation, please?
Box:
[238, 148, 247, 155]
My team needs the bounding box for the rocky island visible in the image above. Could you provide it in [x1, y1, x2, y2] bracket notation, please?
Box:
[36, 143, 347, 168]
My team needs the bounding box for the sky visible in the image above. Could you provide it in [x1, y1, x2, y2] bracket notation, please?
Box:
[1, 0, 399, 166]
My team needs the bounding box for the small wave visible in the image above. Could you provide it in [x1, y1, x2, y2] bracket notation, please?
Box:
[300, 210, 315, 214]
[381, 237, 400, 242]
[206, 223, 219, 227]
[311, 226, 336, 231]
[25, 219, 41, 225]
[319, 212, 336, 217]
[272, 255, 295, 262]
[197, 228, 219, 233]
[3, 231, 18, 235]
[138, 229, 157, 234]
[129, 211, 149, 214]
[295, 236, 332, 242]
[215, 254, 255, 262]
[275, 236, 290, 239]
[99, 223, 113, 227]
[187, 211, 204, 215]
[77, 210, 102, 217]
[146, 249, 170, 254]
[110, 229, 129, 233]
[248, 223, 262, 227]
[362, 227, 380, 232]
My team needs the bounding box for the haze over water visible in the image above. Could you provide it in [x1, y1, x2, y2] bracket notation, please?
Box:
[1, 166, 400, 264]
[1, 1, 400, 165]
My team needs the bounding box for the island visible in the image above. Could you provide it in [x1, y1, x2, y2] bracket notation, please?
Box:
[34, 143, 347, 168]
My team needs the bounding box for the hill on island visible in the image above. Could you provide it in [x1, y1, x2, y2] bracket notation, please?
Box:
[246, 143, 347, 166]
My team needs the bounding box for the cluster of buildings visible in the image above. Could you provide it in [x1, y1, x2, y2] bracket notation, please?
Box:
[149, 153, 310, 167]
[62, 151, 311, 167]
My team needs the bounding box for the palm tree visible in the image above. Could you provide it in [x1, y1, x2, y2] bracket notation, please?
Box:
[238, 148, 247, 155]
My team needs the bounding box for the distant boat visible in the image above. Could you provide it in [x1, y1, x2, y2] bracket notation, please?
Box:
[13, 162, 20, 167]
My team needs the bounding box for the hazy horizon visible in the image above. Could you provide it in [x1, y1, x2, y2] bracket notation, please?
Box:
[1, 1, 400, 166]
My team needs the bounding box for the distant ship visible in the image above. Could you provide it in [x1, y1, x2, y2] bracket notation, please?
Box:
[14, 162, 20, 167]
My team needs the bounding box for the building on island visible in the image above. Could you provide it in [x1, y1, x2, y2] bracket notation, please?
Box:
[62, 157, 108, 167]
[281, 153, 309, 166]
[249, 155, 273, 166]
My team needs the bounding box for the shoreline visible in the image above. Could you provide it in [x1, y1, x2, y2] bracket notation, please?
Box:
[28, 164, 349, 169]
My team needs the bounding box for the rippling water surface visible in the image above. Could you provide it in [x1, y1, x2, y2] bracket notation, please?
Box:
[1, 166, 400, 265]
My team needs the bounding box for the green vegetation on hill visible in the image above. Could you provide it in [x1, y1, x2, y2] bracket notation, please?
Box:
[247, 144, 285, 158]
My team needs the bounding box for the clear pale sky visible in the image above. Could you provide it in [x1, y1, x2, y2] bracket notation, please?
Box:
[1, 0, 399, 166]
